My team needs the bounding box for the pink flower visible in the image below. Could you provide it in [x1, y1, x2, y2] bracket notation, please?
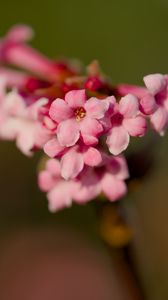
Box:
[38, 159, 79, 212]
[140, 74, 168, 134]
[38, 154, 129, 212]
[0, 25, 57, 80]
[75, 154, 129, 203]
[44, 137, 102, 179]
[106, 94, 147, 155]
[0, 89, 52, 155]
[49, 89, 110, 147]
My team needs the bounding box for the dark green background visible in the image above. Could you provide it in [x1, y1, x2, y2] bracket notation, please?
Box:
[1, 0, 168, 299]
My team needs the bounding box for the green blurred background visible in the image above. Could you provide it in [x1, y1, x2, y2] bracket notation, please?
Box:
[0, 0, 168, 299]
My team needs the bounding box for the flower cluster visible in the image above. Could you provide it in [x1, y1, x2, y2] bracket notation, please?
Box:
[0, 25, 167, 212]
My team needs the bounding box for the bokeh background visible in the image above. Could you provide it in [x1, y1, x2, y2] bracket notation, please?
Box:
[0, 0, 168, 299]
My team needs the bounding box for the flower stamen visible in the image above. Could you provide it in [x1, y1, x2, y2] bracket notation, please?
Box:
[74, 107, 86, 121]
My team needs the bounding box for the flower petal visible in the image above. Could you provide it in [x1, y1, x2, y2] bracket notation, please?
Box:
[57, 118, 80, 147]
[80, 117, 103, 145]
[38, 170, 56, 192]
[119, 94, 139, 118]
[123, 116, 147, 137]
[84, 97, 109, 119]
[48, 182, 73, 212]
[106, 126, 130, 155]
[46, 158, 61, 177]
[117, 84, 147, 98]
[74, 169, 100, 203]
[49, 99, 73, 123]
[6, 25, 34, 42]
[143, 74, 166, 95]
[61, 148, 84, 180]
[65, 89, 86, 108]
[107, 156, 129, 180]
[140, 93, 157, 115]
[83, 147, 102, 166]
[101, 173, 127, 201]
[44, 137, 65, 158]
[150, 107, 168, 135]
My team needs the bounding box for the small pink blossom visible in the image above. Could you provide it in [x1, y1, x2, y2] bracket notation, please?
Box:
[49, 89, 110, 147]
[44, 138, 102, 179]
[0, 89, 52, 155]
[106, 94, 147, 155]
[0, 25, 57, 80]
[38, 154, 129, 212]
[75, 154, 129, 203]
[140, 74, 168, 134]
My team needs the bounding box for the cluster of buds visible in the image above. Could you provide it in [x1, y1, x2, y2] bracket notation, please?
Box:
[0, 25, 167, 212]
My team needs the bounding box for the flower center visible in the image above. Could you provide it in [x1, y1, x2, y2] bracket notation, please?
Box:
[74, 107, 86, 121]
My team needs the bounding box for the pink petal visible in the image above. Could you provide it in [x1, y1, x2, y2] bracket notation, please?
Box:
[5, 44, 56, 78]
[150, 107, 168, 135]
[123, 116, 147, 137]
[0, 77, 6, 102]
[38, 170, 56, 192]
[61, 148, 84, 180]
[140, 93, 157, 115]
[83, 147, 102, 166]
[65, 89, 86, 108]
[0, 67, 28, 89]
[74, 169, 100, 203]
[16, 124, 35, 156]
[119, 94, 139, 118]
[6, 25, 34, 42]
[101, 173, 127, 201]
[84, 97, 109, 119]
[106, 126, 130, 155]
[107, 156, 129, 180]
[49, 99, 73, 123]
[4, 90, 26, 116]
[116, 84, 147, 98]
[48, 182, 73, 212]
[44, 137, 65, 158]
[80, 117, 103, 145]
[143, 74, 166, 95]
[57, 118, 80, 147]
[46, 159, 61, 177]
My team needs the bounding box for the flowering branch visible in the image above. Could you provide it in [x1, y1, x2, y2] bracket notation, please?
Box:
[0, 24, 167, 212]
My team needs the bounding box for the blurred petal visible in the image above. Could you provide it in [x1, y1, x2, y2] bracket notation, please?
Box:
[140, 93, 157, 115]
[106, 126, 130, 155]
[143, 74, 166, 95]
[83, 147, 102, 166]
[57, 119, 80, 147]
[107, 156, 129, 180]
[48, 182, 73, 212]
[74, 169, 100, 203]
[65, 89, 86, 108]
[101, 173, 127, 201]
[119, 94, 139, 118]
[117, 84, 147, 98]
[38, 170, 56, 192]
[123, 116, 147, 137]
[46, 159, 61, 177]
[151, 107, 168, 135]
[6, 25, 34, 42]
[61, 149, 84, 180]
